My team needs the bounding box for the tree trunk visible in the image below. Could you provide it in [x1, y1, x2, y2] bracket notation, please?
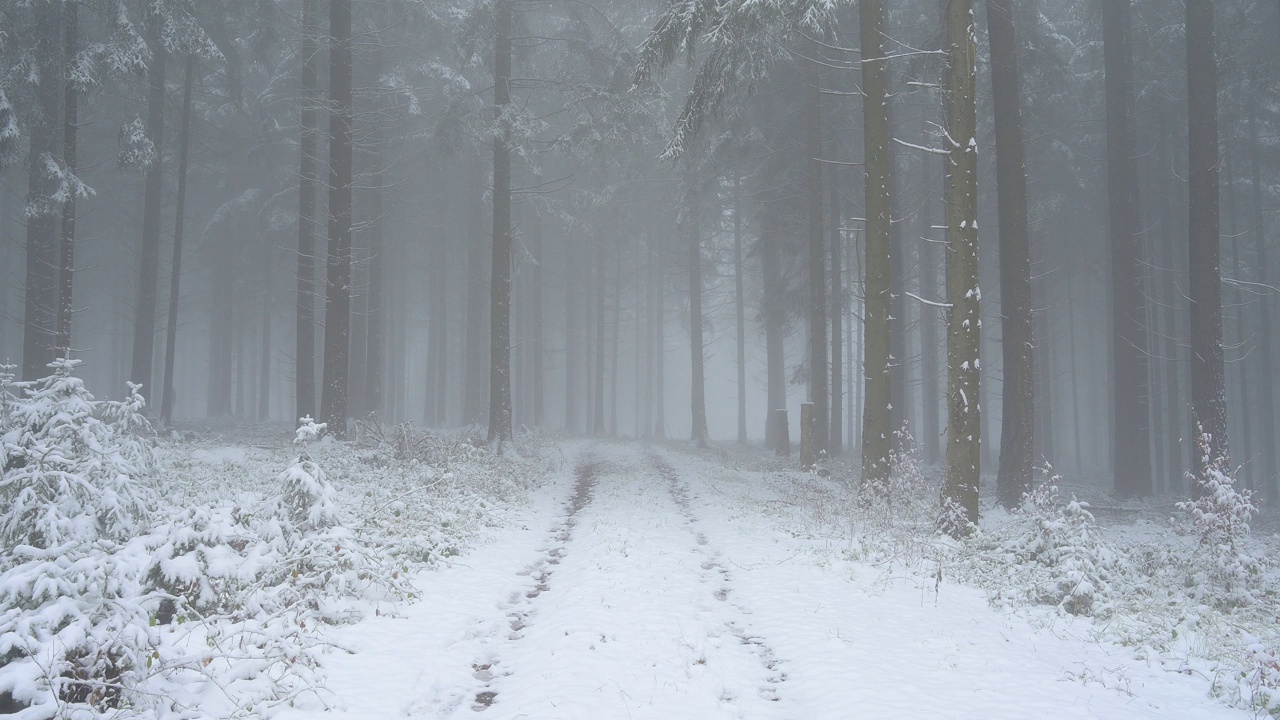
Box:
[735, 175, 748, 444]
[320, 0, 354, 437]
[487, 0, 514, 447]
[762, 212, 786, 447]
[22, 5, 61, 381]
[593, 227, 606, 436]
[1186, 0, 1228, 479]
[258, 233, 271, 422]
[1157, 113, 1184, 493]
[919, 117, 942, 466]
[1224, 138, 1253, 487]
[365, 73, 385, 419]
[1249, 95, 1277, 503]
[161, 55, 196, 423]
[464, 155, 487, 424]
[565, 232, 580, 431]
[689, 189, 709, 447]
[986, 0, 1034, 507]
[532, 212, 545, 426]
[295, 0, 319, 424]
[1102, 0, 1153, 497]
[610, 229, 622, 437]
[654, 234, 666, 440]
[131, 14, 167, 396]
[860, 0, 894, 484]
[942, 0, 981, 531]
[55, 1, 79, 358]
[806, 38, 829, 458]
[829, 164, 843, 454]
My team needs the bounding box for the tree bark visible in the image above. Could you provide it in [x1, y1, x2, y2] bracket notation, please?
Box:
[365, 120, 385, 419]
[762, 212, 786, 447]
[735, 175, 748, 444]
[532, 211, 545, 426]
[295, 0, 319, 424]
[1186, 0, 1228, 480]
[942, 0, 981, 531]
[487, 0, 514, 447]
[829, 164, 843, 454]
[689, 189, 709, 447]
[320, 0, 354, 437]
[986, 0, 1034, 507]
[806, 38, 829, 458]
[131, 12, 167, 397]
[1101, 0, 1153, 497]
[464, 155, 486, 424]
[860, 0, 894, 484]
[919, 116, 942, 466]
[565, 232, 580, 431]
[55, 1, 79, 358]
[1249, 95, 1277, 503]
[161, 55, 196, 423]
[22, 5, 61, 381]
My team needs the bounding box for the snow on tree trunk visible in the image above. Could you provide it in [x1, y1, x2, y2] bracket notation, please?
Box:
[942, 0, 981, 534]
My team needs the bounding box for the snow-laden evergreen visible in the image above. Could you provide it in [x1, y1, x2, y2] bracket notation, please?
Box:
[0, 360, 156, 718]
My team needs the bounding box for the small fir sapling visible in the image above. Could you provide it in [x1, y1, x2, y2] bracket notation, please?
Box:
[1176, 431, 1261, 607]
[0, 360, 157, 715]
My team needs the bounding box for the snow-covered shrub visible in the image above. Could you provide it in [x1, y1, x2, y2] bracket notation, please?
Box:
[1176, 434, 1260, 607]
[1010, 474, 1124, 616]
[1241, 641, 1280, 716]
[0, 360, 153, 551]
[0, 360, 158, 716]
[964, 466, 1127, 617]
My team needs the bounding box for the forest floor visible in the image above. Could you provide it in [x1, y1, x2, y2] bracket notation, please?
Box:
[243, 439, 1253, 720]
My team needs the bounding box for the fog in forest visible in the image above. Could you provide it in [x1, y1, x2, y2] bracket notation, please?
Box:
[1, 0, 1276, 504]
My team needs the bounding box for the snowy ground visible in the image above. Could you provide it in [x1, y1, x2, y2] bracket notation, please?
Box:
[268, 441, 1249, 720]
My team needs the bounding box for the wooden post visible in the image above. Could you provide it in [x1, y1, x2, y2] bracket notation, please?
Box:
[773, 408, 790, 456]
[800, 402, 815, 468]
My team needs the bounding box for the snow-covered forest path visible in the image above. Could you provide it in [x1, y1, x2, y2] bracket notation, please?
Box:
[279, 443, 1244, 720]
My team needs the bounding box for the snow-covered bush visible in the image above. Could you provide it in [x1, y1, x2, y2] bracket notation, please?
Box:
[1176, 434, 1261, 607]
[964, 466, 1127, 617]
[0, 360, 158, 716]
[1011, 474, 1125, 616]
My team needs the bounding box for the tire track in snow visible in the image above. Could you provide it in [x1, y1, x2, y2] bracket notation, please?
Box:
[465, 453, 603, 712]
[650, 453, 789, 707]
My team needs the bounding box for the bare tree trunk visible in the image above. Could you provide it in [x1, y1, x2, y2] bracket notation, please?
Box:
[762, 212, 787, 447]
[161, 55, 196, 423]
[610, 230, 621, 437]
[131, 13, 167, 396]
[320, 0, 354, 437]
[593, 227, 606, 435]
[806, 38, 829, 458]
[1102, 0, 1153, 497]
[1224, 138, 1253, 485]
[859, 0, 893, 484]
[22, 5, 61, 381]
[1157, 114, 1184, 493]
[365, 85, 385, 419]
[1186, 0, 1228, 480]
[734, 175, 748, 444]
[919, 118, 942, 466]
[55, 2, 79, 358]
[1249, 95, 1277, 503]
[258, 236, 271, 421]
[986, 0, 1034, 507]
[532, 212, 545, 426]
[565, 233, 580, 431]
[688, 189, 709, 447]
[487, 0, 514, 447]
[654, 237, 666, 439]
[942, 0, 981, 531]
[464, 156, 486, 424]
[829, 165, 842, 454]
[295, 0, 319, 424]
